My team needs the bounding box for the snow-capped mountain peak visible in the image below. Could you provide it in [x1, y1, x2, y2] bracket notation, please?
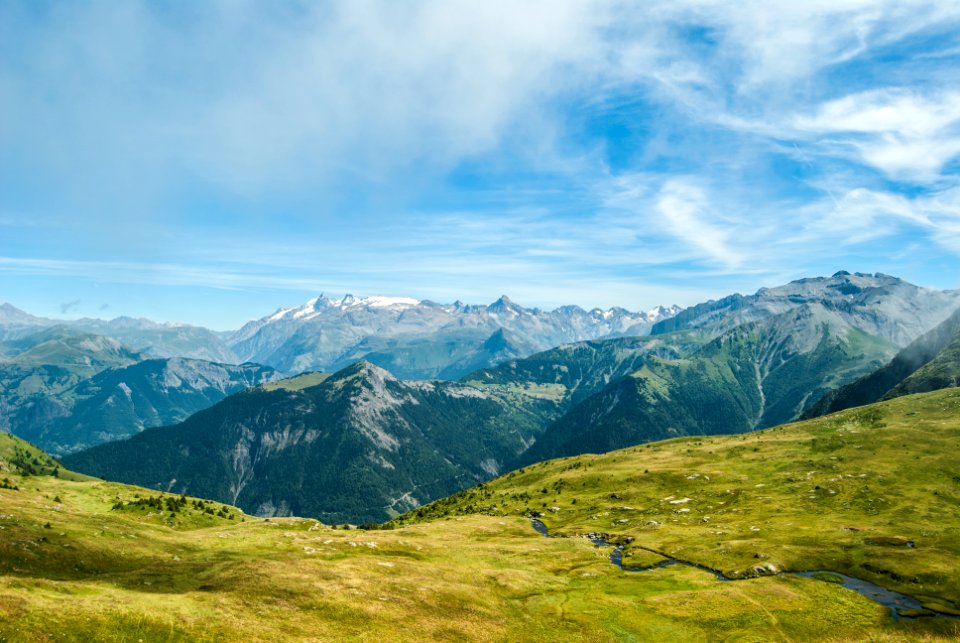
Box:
[227, 293, 684, 378]
[646, 304, 682, 321]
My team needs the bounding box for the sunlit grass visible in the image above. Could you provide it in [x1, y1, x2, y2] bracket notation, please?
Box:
[2, 391, 960, 640]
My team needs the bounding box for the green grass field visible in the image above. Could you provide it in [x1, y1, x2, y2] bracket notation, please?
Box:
[2, 392, 960, 640]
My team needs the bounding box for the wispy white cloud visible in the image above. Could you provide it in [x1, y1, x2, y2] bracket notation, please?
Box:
[794, 89, 960, 182]
[653, 180, 742, 269]
[3, 1, 960, 325]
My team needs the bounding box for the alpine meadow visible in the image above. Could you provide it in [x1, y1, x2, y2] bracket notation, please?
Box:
[2, 2, 960, 642]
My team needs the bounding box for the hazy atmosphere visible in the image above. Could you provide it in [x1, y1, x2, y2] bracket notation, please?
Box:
[3, 1, 960, 328]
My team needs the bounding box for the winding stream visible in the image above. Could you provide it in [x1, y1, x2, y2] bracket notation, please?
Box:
[531, 519, 957, 621]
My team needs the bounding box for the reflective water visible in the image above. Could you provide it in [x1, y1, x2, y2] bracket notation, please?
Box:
[530, 518, 957, 620]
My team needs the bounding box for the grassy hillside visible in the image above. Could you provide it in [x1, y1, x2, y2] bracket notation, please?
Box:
[397, 389, 960, 619]
[1, 433, 957, 640]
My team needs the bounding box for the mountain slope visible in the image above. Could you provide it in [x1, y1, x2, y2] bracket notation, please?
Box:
[67, 317, 238, 362]
[0, 330, 143, 439]
[508, 274, 960, 464]
[226, 293, 681, 379]
[63, 361, 559, 523]
[13, 358, 280, 455]
[890, 333, 960, 396]
[3, 327, 142, 372]
[519, 304, 898, 464]
[804, 306, 960, 417]
[0, 302, 55, 342]
[462, 334, 699, 409]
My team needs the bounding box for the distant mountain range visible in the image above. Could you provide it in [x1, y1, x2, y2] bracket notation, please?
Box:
[0, 304, 235, 362]
[0, 296, 681, 380]
[225, 294, 681, 379]
[62, 272, 960, 523]
[16, 358, 280, 456]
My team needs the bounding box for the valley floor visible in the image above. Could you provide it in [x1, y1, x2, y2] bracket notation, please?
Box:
[0, 485, 956, 640]
[2, 390, 960, 640]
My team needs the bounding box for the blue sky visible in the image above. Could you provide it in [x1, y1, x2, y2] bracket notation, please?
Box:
[2, 1, 960, 329]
